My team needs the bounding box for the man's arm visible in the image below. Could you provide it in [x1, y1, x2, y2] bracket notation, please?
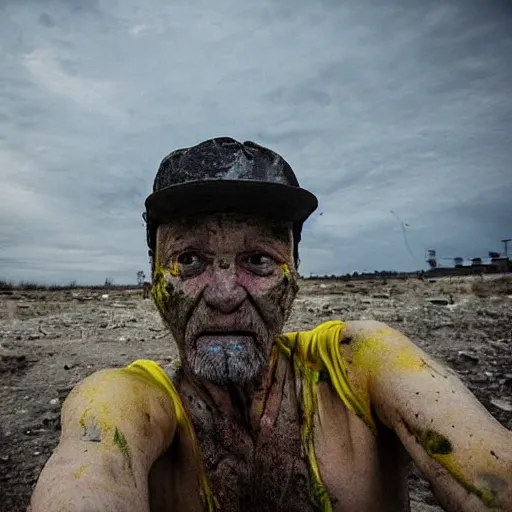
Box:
[30, 367, 177, 512]
[341, 321, 512, 512]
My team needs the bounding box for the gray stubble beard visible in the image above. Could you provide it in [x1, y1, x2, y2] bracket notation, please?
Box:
[187, 338, 269, 386]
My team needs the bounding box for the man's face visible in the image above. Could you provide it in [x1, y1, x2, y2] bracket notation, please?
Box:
[152, 214, 298, 386]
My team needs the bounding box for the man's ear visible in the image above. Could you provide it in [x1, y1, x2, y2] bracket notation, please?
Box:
[149, 249, 155, 274]
[289, 227, 299, 271]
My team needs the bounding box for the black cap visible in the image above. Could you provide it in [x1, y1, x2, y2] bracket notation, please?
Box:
[144, 137, 318, 266]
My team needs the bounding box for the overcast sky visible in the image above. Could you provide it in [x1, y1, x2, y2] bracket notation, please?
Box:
[1, 0, 511, 284]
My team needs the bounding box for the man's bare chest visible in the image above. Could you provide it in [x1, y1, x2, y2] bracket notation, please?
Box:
[185, 388, 318, 512]
[156, 360, 410, 512]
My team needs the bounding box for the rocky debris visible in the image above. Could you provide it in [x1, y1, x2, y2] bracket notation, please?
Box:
[425, 297, 450, 306]
[0, 353, 36, 376]
[1, 278, 511, 512]
[491, 398, 512, 412]
[457, 351, 479, 363]
[76, 296, 95, 302]
[503, 374, 512, 387]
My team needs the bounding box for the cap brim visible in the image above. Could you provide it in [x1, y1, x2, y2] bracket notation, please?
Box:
[145, 180, 318, 223]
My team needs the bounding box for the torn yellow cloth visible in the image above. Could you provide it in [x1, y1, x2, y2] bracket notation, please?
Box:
[275, 320, 375, 511]
[276, 320, 375, 431]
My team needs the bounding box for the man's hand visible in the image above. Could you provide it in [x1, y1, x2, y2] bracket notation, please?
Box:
[340, 320, 512, 512]
[30, 366, 177, 512]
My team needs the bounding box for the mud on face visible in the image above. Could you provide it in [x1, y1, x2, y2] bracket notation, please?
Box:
[152, 213, 299, 385]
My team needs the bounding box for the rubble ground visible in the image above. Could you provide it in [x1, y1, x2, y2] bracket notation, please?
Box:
[0, 275, 511, 511]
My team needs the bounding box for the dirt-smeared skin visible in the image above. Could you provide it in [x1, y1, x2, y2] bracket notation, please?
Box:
[113, 427, 132, 473]
[152, 213, 298, 387]
[147, 217, 415, 511]
[148, 348, 413, 512]
[148, 214, 320, 510]
[175, 354, 316, 512]
[340, 321, 512, 511]
[148, 215, 427, 511]
[419, 430, 453, 456]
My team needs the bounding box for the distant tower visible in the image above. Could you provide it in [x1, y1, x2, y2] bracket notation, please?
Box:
[425, 249, 437, 269]
[501, 239, 512, 257]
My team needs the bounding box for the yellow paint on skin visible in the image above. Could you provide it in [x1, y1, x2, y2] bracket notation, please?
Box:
[252, 400, 264, 419]
[152, 261, 171, 308]
[80, 403, 111, 431]
[74, 361, 219, 509]
[280, 263, 291, 280]
[79, 407, 90, 429]
[73, 464, 87, 479]
[430, 453, 498, 507]
[351, 329, 427, 378]
[77, 371, 152, 456]
[169, 259, 180, 276]
[277, 322, 507, 510]
[350, 330, 501, 506]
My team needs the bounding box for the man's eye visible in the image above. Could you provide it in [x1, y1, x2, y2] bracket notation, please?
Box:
[243, 253, 277, 275]
[248, 254, 273, 266]
[177, 252, 202, 266]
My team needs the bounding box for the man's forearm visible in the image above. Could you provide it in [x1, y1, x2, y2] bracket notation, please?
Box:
[30, 441, 151, 512]
[348, 322, 512, 511]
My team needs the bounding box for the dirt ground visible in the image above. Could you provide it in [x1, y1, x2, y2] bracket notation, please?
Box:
[1, 275, 511, 512]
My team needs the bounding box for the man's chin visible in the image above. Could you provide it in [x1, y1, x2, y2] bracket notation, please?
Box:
[187, 336, 266, 385]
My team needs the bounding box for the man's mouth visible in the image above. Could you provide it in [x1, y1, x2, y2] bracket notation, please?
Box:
[195, 331, 256, 354]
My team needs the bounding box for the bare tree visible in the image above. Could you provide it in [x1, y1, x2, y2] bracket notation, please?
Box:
[136, 271, 145, 287]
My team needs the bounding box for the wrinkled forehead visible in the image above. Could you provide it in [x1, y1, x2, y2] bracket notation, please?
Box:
[156, 213, 293, 254]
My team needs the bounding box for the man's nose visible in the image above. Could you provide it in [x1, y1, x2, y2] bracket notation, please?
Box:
[203, 266, 247, 314]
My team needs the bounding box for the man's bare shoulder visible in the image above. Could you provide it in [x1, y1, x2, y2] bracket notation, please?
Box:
[63, 363, 176, 428]
[62, 361, 183, 450]
[30, 364, 178, 512]
[339, 320, 456, 388]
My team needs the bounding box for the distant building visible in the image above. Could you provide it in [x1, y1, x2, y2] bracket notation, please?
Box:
[453, 257, 464, 268]
[491, 257, 509, 273]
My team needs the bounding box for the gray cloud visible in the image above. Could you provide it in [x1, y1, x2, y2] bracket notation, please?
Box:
[0, 0, 511, 284]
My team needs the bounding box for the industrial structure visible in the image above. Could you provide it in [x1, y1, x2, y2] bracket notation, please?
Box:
[424, 239, 512, 277]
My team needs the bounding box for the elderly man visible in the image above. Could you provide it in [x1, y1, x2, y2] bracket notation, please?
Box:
[30, 138, 512, 512]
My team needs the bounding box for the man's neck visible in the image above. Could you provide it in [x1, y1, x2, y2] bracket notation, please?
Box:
[182, 367, 273, 432]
